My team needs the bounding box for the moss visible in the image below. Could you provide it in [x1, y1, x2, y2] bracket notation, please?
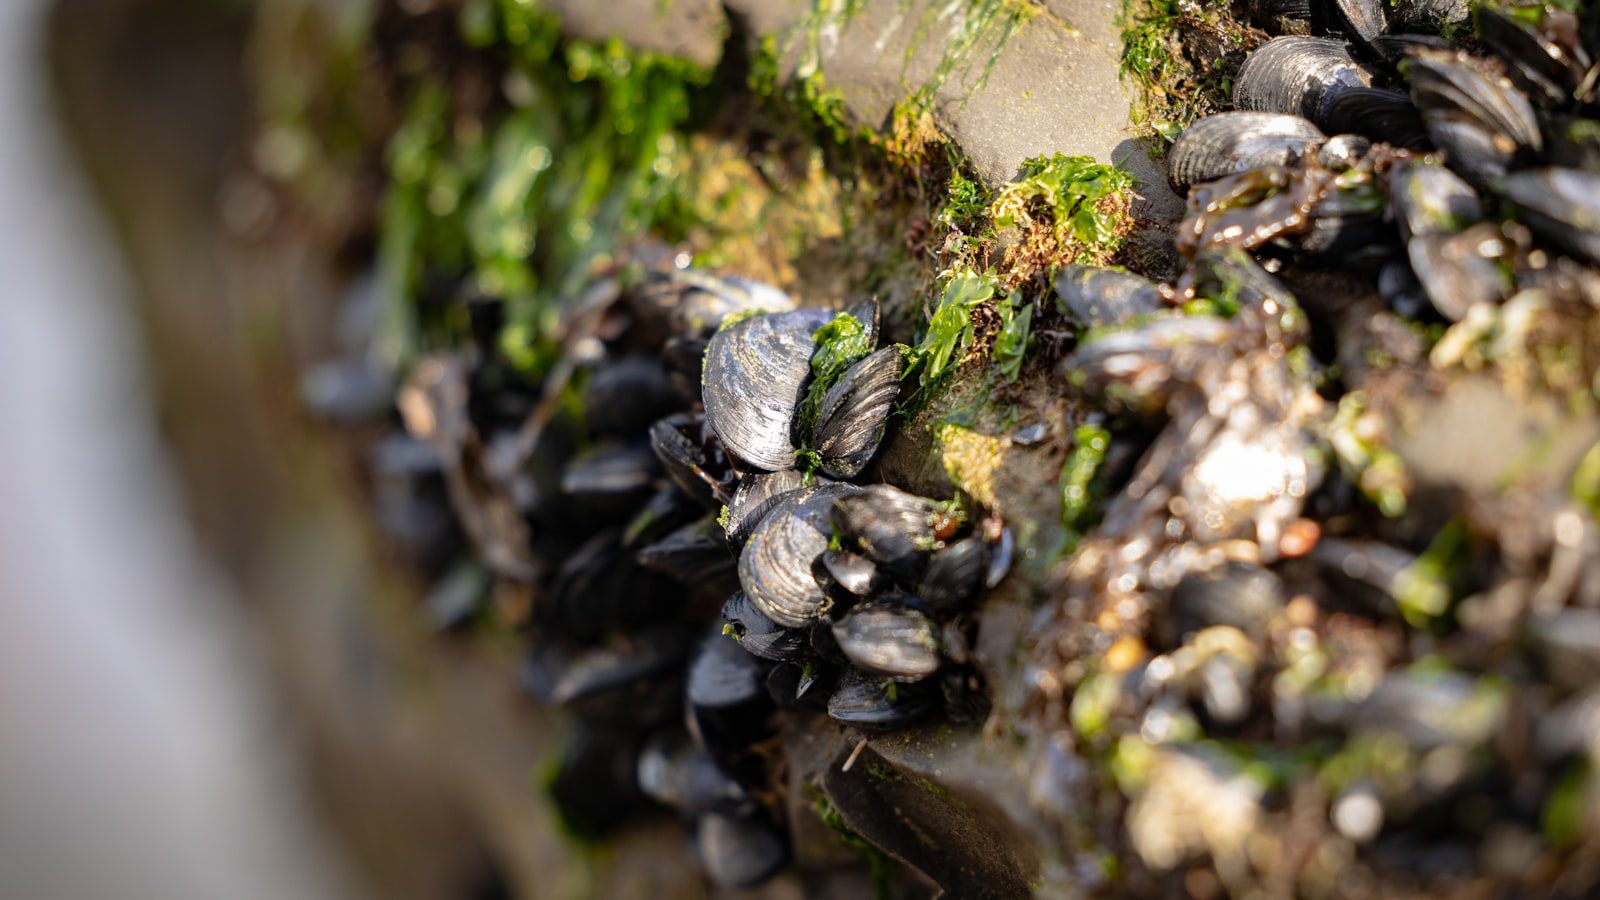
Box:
[905, 270, 998, 396]
[991, 290, 1034, 383]
[807, 785, 894, 899]
[799, 312, 875, 442]
[1327, 391, 1411, 517]
[933, 421, 1006, 509]
[1060, 422, 1111, 551]
[1118, 0, 1257, 144]
[1393, 518, 1471, 628]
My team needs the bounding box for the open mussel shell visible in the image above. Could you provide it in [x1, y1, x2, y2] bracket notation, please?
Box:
[724, 470, 808, 548]
[739, 483, 861, 628]
[831, 600, 943, 682]
[1496, 167, 1600, 267]
[812, 346, 902, 480]
[636, 731, 754, 817]
[1322, 88, 1428, 148]
[921, 535, 990, 613]
[1409, 52, 1542, 185]
[649, 413, 723, 510]
[636, 517, 738, 594]
[831, 484, 953, 583]
[1054, 264, 1166, 328]
[1234, 37, 1378, 129]
[827, 669, 939, 731]
[696, 812, 789, 890]
[702, 307, 833, 471]
[1390, 160, 1483, 242]
[722, 591, 810, 662]
[1168, 112, 1326, 192]
[583, 355, 685, 436]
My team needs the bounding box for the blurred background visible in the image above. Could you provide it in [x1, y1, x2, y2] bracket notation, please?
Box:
[0, 1, 600, 897]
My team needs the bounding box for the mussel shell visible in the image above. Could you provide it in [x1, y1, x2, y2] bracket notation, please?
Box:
[724, 470, 808, 547]
[1478, 5, 1591, 109]
[739, 483, 861, 628]
[546, 530, 682, 641]
[636, 517, 739, 593]
[631, 268, 794, 338]
[649, 413, 722, 510]
[1385, 0, 1468, 36]
[1234, 37, 1378, 128]
[1054, 263, 1167, 328]
[1322, 88, 1429, 149]
[1407, 223, 1512, 320]
[765, 660, 831, 709]
[1496, 167, 1600, 267]
[827, 669, 939, 731]
[548, 724, 643, 838]
[636, 731, 754, 816]
[921, 535, 990, 613]
[831, 600, 943, 681]
[1163, 562, 1286, 645]
[1250, 0, 1312, 34]
[818, 549, 886, 599]
[722, 590, 811, 662]
[812, 346, 902, 480]
[1409, 52, 1542, 185]
[583, 355, 685, 436]
[422, 560, 488, 632]
[523, 627, 690, 710]
[696, 813, 789, 890]
[1389, 160, 1483, 242]
[1311, 0, 1385, 48]
[830, 484, 951, 583]
[702, 307, 833, 471]
[622, 484, 700, 549]
[686, 622, 775, 758]
[985, 525, 1015, 589]
[1168, 112, 1326, 192]
[559, 440, 660, 505]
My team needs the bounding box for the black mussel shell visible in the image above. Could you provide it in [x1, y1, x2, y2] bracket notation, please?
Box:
[1478, 5, 1591, 110]
[942, 666, 992, 726]
[630, 268, 794, 339]
[523, 627, 690, 711]
[1322, 88, 1429, 149]
[1234, 37, 1378, 129]
[636, 731, 754, 816]
[740, 483, 862, 628]
[649, 413, 724, 510]
[831, 600, 943, 682]
[724, 470, 808, 548]
[1390, 160, 1484, 242]
[560, 440, 660, 507]
[921, 535, 990, 613]
[831, 484, 956, 583]
[1385, 0, 1468, 36]
[686, 621, 775, 758]
[584, 355, 685, 436]
[1496, 167, 1600, 267]
[547, 724, 644, 838]
[546, 530, 682, 641]
[622, 484, 701, 550]
[1054, 263, 1167, 328]
[818, 549, 887, 600]
[1407, 222, 1513, 320]
[662, 334, 709, 398]
[702, 307, 833, 471]
[696, 812, 789, 890]
[1409, 51, 1543, 186]
[637, 517, 739, 594]
[765, 660, 831, 709]
[1168, 111, 1326, 192]
[1164, 562, 1287, 645]
[812, 346, 902, 480]
[985, 525, 1014, 589]
[423, 560, 488, 632]
[827, 669, 939, 731]
[722, 591, 811, 662]
[1311, 0, 1385, 49]
[1250, 0, 1312, 35]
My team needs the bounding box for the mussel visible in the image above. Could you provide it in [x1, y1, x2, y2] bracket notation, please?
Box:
[739, 483, 861, 628]
[702, 307, 833, 471]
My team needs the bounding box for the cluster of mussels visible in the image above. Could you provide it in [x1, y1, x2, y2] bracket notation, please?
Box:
[1021, 0, 1600, 892]
[305, 264, 1008, 890]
